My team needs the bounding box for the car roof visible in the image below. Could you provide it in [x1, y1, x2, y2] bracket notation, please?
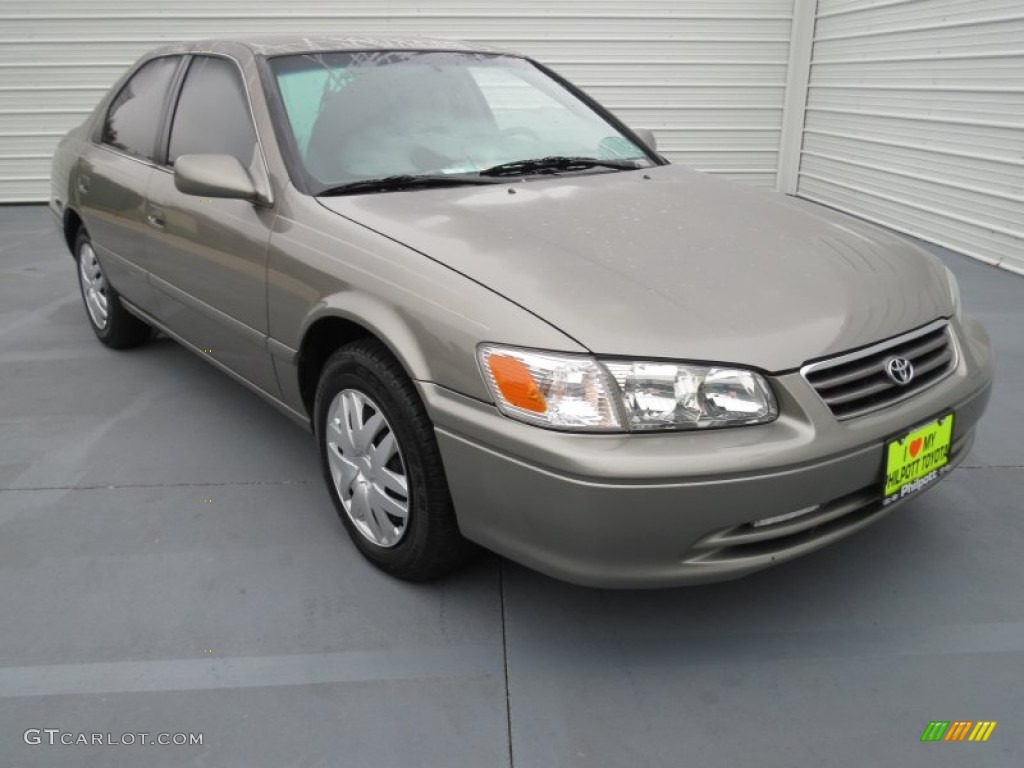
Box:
[146, 35, 517, 59]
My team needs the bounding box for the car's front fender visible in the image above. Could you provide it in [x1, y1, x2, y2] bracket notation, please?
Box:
[267, 188, 585, 415]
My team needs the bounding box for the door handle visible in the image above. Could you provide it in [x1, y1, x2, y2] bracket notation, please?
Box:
[76, 176, 89, 194]
[146, 209, 165, 229]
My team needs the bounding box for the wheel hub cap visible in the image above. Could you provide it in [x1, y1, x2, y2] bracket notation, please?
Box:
[324, 389, 410, 548]
[78, 243, 109, 329]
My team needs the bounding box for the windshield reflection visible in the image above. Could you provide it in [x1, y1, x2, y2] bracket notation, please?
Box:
[268, 50, 652, 190]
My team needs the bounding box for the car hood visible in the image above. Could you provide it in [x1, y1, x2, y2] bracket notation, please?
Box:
[317, 164, 953, 372]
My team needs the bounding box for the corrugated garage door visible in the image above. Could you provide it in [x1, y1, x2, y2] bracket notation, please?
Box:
[0, 0, 794, 203]
[797, 0, 1024, 273]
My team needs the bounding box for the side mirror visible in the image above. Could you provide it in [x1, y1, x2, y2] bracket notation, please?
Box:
[633, 128, 657, 152]
[173, 154, 263, 202]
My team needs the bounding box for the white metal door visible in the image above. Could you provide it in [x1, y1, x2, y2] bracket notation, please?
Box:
[795, 0, 1024, 273]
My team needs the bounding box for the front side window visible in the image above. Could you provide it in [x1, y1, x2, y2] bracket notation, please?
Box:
[168, 56, 257, 166]
[268, 50, 651, 190]
[101, 56, 179, 161]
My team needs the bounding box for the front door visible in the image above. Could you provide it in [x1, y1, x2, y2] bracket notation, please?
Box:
[145, 54, 278, 396]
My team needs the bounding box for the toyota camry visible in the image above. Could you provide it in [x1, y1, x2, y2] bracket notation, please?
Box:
[49, 36, 995, 587]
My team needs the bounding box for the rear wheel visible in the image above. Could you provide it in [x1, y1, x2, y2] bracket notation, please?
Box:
[75, 230, 150, 349]
[314, 339, 474, 581]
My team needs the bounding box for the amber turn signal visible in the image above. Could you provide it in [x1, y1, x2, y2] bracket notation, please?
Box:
[485, 354, 548, 413]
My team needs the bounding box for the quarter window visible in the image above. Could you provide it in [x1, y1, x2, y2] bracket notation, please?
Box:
[101, 56, 179, 161]
[168, 56, 257, 166]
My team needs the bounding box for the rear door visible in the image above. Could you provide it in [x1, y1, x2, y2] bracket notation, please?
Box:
[145, 54, 278, 396]
[76, 55, 182, 309]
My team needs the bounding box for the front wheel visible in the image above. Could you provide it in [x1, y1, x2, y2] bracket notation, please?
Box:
[314, 339, 474, 581]
[75, 230, 150, 349]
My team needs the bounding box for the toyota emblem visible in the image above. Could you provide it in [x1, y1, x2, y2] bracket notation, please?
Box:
[885, 356, 915, 386]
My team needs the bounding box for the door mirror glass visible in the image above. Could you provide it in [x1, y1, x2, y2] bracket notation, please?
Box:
[173, 154, 259, 201]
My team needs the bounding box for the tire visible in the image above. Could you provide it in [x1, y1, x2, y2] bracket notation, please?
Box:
[75, 230, 150, 349]
[314, 339, 475, 581]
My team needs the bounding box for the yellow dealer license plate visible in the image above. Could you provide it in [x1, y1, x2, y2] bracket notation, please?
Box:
[883, 412, 955, 505]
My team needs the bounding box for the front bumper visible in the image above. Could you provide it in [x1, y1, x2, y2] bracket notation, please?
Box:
[423, 315, 995, 588]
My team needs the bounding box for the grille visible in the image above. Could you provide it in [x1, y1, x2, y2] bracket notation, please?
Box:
[801, 319, 956, 420]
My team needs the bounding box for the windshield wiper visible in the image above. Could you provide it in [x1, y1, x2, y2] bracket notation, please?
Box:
[318, 174, 498, 197]
[478, 156, 641, 178]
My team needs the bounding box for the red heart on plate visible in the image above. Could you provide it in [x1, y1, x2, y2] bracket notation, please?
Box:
[909, 437, 923, 458]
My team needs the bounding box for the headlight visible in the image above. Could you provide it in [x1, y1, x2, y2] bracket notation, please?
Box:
[478, 344, 777, 432]
[603, 360, 777, 430]
[944, 266, 962, 319]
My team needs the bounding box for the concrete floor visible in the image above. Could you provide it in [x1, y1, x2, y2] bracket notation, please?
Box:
[1, 204, 1021, 767]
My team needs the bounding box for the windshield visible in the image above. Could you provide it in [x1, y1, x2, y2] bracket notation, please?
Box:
[267, 50, 653, 192]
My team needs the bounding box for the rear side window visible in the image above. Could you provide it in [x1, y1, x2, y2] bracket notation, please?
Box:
[168, 56, 257, 166]
[101, 56, 179, 161]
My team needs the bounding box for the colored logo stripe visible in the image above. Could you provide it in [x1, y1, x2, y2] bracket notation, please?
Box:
[944, 721, 973, 741]
[920, 720, 996, 742]
[921, 722, 949, 742]
[969, 722, 997, 742]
